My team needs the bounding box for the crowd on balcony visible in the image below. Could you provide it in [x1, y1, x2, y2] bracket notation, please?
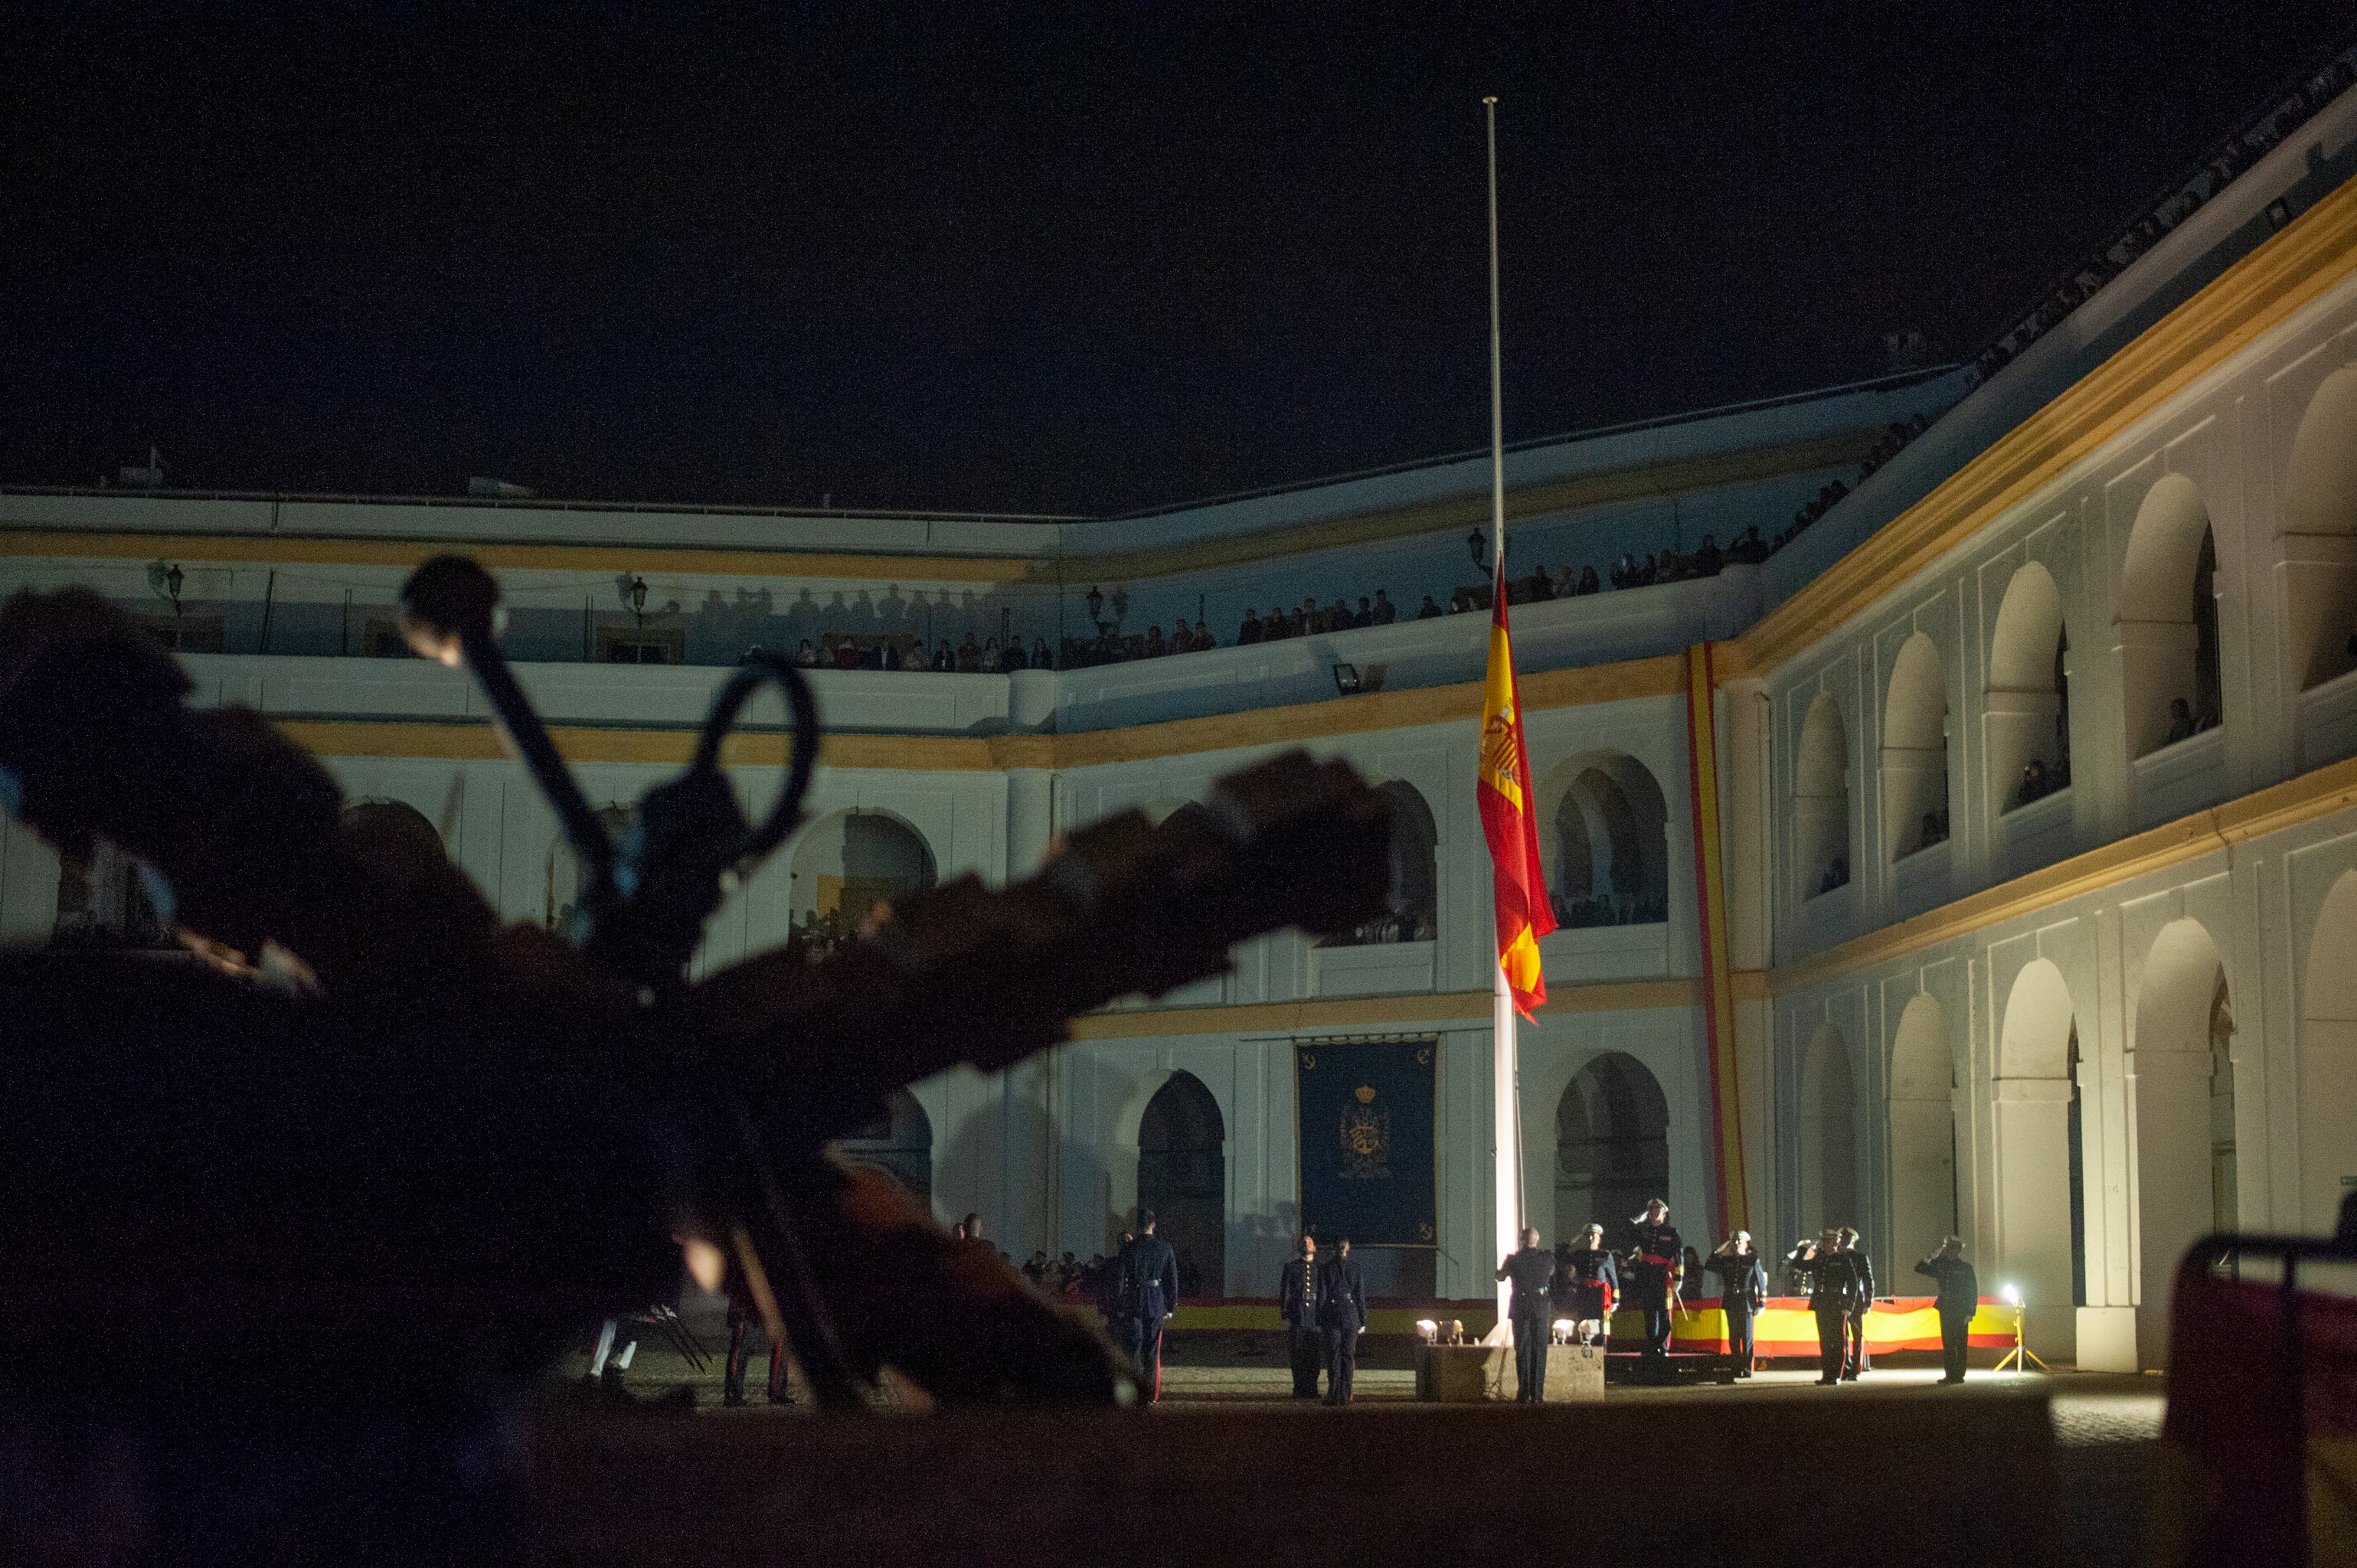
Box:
[791, 630, 1059, 673]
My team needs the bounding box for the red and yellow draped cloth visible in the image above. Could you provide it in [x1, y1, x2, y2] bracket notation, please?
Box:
[1476, 564, 1555, 1016]
[1626, 1296, 2023, 1355]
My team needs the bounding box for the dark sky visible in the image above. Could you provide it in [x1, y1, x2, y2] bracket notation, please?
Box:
[3, 3, 2349, 517]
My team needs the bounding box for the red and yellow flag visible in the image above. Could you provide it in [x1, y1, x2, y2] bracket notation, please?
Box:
[1476, 563, 1554, 1018]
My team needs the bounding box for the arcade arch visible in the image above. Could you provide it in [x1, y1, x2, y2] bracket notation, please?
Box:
[1988, 563, 2071, 813]
[2280, 365, 2357, 690]
[1798, 1024, 1858, 1235]
[1993, 959, 2082, 1350]
[1881, 634, 1951, 863]
[1538, 753, 1669, 928]
[1888, 996, 1957, 1272]
[1138, 1070, 1226, 1297]
[831, 1089, 934, 1201]
[1554, 1052, 1669, 1252]
[2301, 871, 2357, 1233]
[2118, 475, 2221, 757]
[1795, 693, 1852, 900]
[544, 801, 638, 933]
[786, 808, 937, 950]
[2129, 919, 2231, 1367]
[1322, 780, 1439, 945]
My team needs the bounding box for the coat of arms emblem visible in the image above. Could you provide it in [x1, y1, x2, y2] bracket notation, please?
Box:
[1339, 1084, 1390, 1181]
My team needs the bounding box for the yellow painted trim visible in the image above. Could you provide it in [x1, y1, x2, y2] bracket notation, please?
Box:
[1067, 978, 1702, 1040]
[1731, 171, 2357, 676]
[1769, 751, 2357, 996]
[274, 719, 1023, 773]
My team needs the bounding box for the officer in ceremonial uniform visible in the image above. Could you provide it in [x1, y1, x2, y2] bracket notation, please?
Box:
[1625, 1198, 1683, 1360]
[1318, 1236, 1368, 1406]
[1839, 1226, 1876, 1380]
[724, 1281, 792, 1406]
[1914, 1235, 1979, 1384]
[1112, 1209, 1181, 1402]
[1495, 1226, 1556, 1402]
[1703, 1231, 1767, 1379]
[1787, 1228, 1858, 1385]
[1554, 1224, 1618, 1346]
[1278, 1235, 1324, 1399]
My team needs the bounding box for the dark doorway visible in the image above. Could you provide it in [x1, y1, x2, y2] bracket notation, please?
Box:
[831, 1089, 933, 1203]
[2068, 1027, 2087, 1308]
[1555, 1052, 1671, 1253]
[1139, 1072, 1226, 1298]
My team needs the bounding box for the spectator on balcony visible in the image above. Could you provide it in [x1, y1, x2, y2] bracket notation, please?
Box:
[956, 632, 983, 672]
[1695, 535, 1724, 577]
[1005, 639, 1029, 671]
[1355, 596, 1375, 628]
[1031, 637, 1053, 670]
[1238, 608, 1263, 645]
[981, 638, 1003, 672]
[1373, 589, 1397, 624]
[832, 638, 860, 671]
[2018, 758, 2051, 806]
[2167, 697, 2195, 745]
[1417, 594, 1443, 619]
[1144, 626, 1167, 658]
[1728, 526, 1769, 565]
[793, 639, 819, 668]
[933, 639, 954, 672]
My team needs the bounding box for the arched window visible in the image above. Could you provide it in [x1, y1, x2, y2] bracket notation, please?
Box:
[342, 799, 448, 887]
[1799, 1024, 1857, 1233]
[831, 1089, 934, 1200]
[1987, 562, 2071, 813]
[1554, 1052, 1669, 1252]
[1881, 634, 1950, 863]
[1994, 959, 2082, 1332]
[2130, 918, 2231, 1367]
[2300, 871, 2357, 1233]
[1139, 1071, 1225, 1297]
[786, 809, 937, 958]
[1321, 781, 1439, 946]
[1888, 995, 1956, 1273]
[2118, 475, 2222, 757]
[2280, 365, 2357, 690]
[1538, 752, 1670, 928]
[1795, 692, 1851, 900]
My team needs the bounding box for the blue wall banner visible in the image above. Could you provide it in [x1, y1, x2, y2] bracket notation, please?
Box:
[1295, 1039, 1438, 1249]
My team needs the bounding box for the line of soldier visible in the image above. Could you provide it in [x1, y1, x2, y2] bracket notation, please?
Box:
[1277, 1233, 1371, 1404]
[1789, 1229, 1979, 1387]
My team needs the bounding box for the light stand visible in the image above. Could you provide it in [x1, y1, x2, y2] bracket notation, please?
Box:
[1992, 1284, 2048, 1374]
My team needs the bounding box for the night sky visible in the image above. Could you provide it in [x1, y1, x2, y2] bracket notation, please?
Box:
[3, 2, 2349, 518]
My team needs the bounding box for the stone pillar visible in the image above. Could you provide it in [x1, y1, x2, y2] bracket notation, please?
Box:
[1989, 1076, 2079, 1364]
[2128, 1047, 2214, 1369]
[1006, 769, 1054, 884]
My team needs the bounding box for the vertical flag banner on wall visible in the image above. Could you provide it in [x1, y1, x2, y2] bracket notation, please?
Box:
[1682, 642, 1747, 1236]
[1294, 1040, 1440, 1249]
[1477, 562, 1556, 1018]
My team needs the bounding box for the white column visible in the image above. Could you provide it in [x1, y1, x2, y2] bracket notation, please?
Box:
[2127, 1048, 2214, 1369]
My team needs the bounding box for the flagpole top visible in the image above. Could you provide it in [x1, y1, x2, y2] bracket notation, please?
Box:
[1483, 95, 1497, 106]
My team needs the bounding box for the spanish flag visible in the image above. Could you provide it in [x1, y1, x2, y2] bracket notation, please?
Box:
[1476, 563, 1554, 1017]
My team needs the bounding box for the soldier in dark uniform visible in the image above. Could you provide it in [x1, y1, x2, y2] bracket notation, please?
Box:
[1839, 1226, 1876, 1380]
[1278, 1235, 1324, 1399]
[1787, 1228, 1858, 1385]
[1625, 1198, 1683, 1360]
[1495, 1226, 1556, 1402]
[1318, 1235, 1368, 1406]
[1554, 1223, 1619, 1346]
[724, 1281, 793, 1406]
[1914, 1234, 1979, 1384]
[1112, 1209, 1180, 1402]
[1703, 1230, 1767, 1379]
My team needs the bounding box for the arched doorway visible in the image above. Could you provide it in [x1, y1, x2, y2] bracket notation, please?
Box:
[2302, 871, 2357, 1233]
[1994, 958, 2081, 1357]
[1138, 1071, 1225, 1298]
[831, 1089, 933, 1203]
[786, 809, 937, 957]
[546, 802, 638, 934]
[1888, 995, 1957, 1274]
[2118, 475, 2222, 756]
[1882, 634, 1951, 862]
[1554, 1052, 1670, 1252]
[1538, 753, 1670, 927]
[1796, 693, 1852, 899]
[1988, 562, 2071, 812]
[1799, 1024, 1858, 1236]
[2280, 365, 2357, 689]
[1320, 781, 1439, 945]
[2130, 918, 2230, 1367]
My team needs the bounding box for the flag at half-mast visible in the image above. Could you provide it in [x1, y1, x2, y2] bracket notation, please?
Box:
[1476, 561, 1556, 1018]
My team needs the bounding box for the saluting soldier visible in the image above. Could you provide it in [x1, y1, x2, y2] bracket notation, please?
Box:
[1703, 1231, 1767, 1380]
[1787, 1228, 1858, 1385]
[1839, 1226, 1876, 1380]
[1914, 1235, 1979, 1384]
[1318, 1236, 1368, 1406]
[1554, 1224, 1619, 1347]
[1278, 1235, 1324, 1400]
[1112, 1209, 1181, 1403]
[1625, 1198, 1683, 1361]
[1495, 1226, 1556, 1402]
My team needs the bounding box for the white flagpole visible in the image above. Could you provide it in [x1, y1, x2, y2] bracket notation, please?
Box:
[1483, 93, 1525, 1348]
